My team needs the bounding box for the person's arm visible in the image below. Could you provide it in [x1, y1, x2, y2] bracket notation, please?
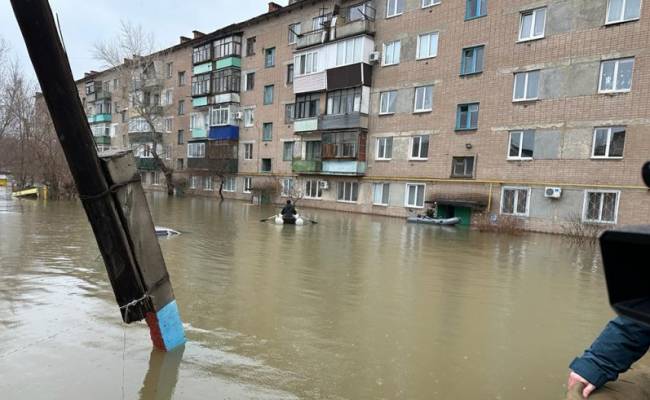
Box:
[569, 316, 650, 393]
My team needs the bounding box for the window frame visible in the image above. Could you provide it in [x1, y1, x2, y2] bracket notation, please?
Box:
[507, 130, 535, 160]
[265, 47, 276, 68]
[373, 182, 391, 206]
[409, 135, 429, 160]
[288, 23, 301, 45]
[605, 0, 642, 25]
[261, 158, 272, 173]
[379, 90, 397, 115]
[283, 141, 294, 161]
[187, 142, 205, 158]
[451, 156, 476, 178]
[512, 70, 540, 102]
[518, 7, 547, 42]
[386, 0, 405, 18]
[337, 181, 360, 203]
[455, 102, 480, 131]
[262, 122, 273, 141]
[305, 179, 323, 199]
[243, 177, 253, 193]
[460, 45, 484, 75]
[245, 72, 255, 91]
[416, 32, 439, 60]
[582, 190, 620, 224]
[413, 85, 433, 113]
[421, 0, 441, 8]
[243, 108, 255, 127]
[203, 176, 214, 191]
[465, 0, 487, 20]
[376, 136, 393, 160]
[598, 58, 634, 94]
[500, 186, 531, 217]
[382, 40, 401, 66]
[591, 127, 626, 159]
[263, 84, 274, 105]
[243, 142, 254, 160]
[404, 183, 426, 208]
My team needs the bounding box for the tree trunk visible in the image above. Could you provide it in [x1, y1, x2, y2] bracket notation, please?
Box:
[151, 146, 174, 196]
[218, 179, 224, 200]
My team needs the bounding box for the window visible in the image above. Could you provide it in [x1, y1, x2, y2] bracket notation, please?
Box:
[305, 180, 323, 199]
[417, 32, 439, 59]
[189, 176, 201, 189]
[379, 91, 397, 114]
[192, 44, 211, 64]
[288, 23, 301, 44]
[210, 106, 229, 126]
[386, 0, 405, 17]
[243, 177, 252, 193]
[177, 130, 184, 145]
[466, 0, 487, 19]
[283, 141, 294, 161]
[456, 103, 479, 130]
[246, 37, 256, 56]
[508, 130, 535, 160]
[204, 176, 214, 191]
[306, 141, 322, 161]
[213, 36, 242, 59]
[163, 89, 173, 106]
[337, 181, 359, 202]
[245, 72, 255, 91]
[190, 113, 204, 130]
[295, 93, 320, 119]
[212, 68, 241, 94]
[592, 127, 625, 158]
[287, 64, 294, 84]
[176, 158, 184, 170]
[295, 51, 319, 75]
[405, 183, 425, 208]
[413, 86, 433, 112]
[261, 158, 272, 172]
[501, 187, 530, 216]
[285, 104, 295, 123]
[265, 47, 276, 68]
[583, 191, 619, 223]
[348, 2, 376, 21]
[376, 137, 393, 160]
[165, 62, 173, 79]
[187, 142, 205, 158]
[264, 85, 274, 105]
[410, 135, 429, 159]
[461, 46, 484, 75]
[606, 0, 641, 24]
[263, 123, 273, 141]
[312, 14, 331, 30]
[513, 70, 540, 101]
[191, 74, 210, 96]
[281, 178, 294, 197]
[335, 37, 364, 67]
[383, 40, 401, 66]
[327, 88, 362, 115]
[178, 71, 186, 86]
[599, 58, 634, 93]
[244, 108, 254, 127]
[244, 143, 253, 160]
[451, 156, 475, 178]
[163, 117, 173, 132]
[373, 183, 390, 206]
[178, 100, 185, 115]
[519, 7, 546, 41]
[223, 177, 236, 192]
[322, 132, 359, 158]
[422, 0, 441, 7]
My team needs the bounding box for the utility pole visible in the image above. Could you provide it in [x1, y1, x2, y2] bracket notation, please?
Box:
[10, 0, 185, 352]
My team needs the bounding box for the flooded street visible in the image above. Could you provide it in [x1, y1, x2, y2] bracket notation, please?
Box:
[0, 188, 614, 399]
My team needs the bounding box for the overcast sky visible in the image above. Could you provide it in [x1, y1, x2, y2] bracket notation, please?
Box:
[0, 0, 287, 81]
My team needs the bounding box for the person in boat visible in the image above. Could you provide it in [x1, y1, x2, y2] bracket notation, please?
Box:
[281, 200, 297, 220]
[568, 316, 650, 397]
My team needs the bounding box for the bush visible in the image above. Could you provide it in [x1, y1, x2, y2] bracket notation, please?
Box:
[561, 213, 606, 246]
[475, 213, 525, 235]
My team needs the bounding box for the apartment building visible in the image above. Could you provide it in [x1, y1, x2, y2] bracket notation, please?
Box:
[79, 0, 650, 233]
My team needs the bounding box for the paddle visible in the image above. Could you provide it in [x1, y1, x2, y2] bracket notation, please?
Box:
[260, 215, 277, 222]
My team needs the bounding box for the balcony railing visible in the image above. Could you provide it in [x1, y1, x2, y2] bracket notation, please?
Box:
[334, 18, 375, 41]
[296, 29, 328, 50]
[133, 77, 164, 90]
[187, 158, 237, 173]
[292, 159, 322, 174]
[208, 126, 239, 141]
[294, 117, 319, 133]
[93, 135, 111, 146]
[88, 113, 112, 124]
[321, 160, 366, 176]
[294, 71, 327, 94]
[319, 113, 368, 131]
[135, 158, 157, 171]
[128, 131, 163, 144]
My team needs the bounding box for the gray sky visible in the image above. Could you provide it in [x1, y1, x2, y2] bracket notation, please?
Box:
[0, 0, 287, 81]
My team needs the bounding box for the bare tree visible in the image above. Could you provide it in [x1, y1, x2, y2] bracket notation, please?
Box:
[93, 21, 175, 195]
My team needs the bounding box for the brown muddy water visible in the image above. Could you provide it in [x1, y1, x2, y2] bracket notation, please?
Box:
[0, 187, 614, 399]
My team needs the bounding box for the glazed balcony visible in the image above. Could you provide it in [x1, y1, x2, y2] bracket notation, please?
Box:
[292, 159, 322, 174]
[319, 112, 368, 131]
[294, 71, 327, 94]
[135, 158, 157, 171]
[216, 56, 241, 70]
[327, 63, 372, 91]
[93, 135, 111, 146]
[207, 125, 239, 141]
[88, 113, 112, 124]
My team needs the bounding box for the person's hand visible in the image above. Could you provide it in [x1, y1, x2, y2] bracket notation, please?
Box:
[568, 371, 596, 398]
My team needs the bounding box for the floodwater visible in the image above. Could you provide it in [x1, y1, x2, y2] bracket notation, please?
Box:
[0, 187, 614, 399]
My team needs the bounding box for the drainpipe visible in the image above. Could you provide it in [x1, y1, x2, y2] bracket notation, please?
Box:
[487, 183, 493, 212]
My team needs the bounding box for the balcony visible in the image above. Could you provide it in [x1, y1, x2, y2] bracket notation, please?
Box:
[334, 19, 375, 41]
[294, 117, 319, 133]
[136, 158, 157, 171]
[133, 77, 163, 90]
[321, 160, 366, 176]
[296, 29, 328, 50]
[216, 56, 241, 70]
[192, 128, 207, 139]
[88, 113, 112, 124]
[193, 97, 209, 107]
[319, 113, 368, 130]
[192, 62, 213, 75]
[292, 159, 322, 174]
[129, 131, 162, 144]
[187, 158, 237, 173]
[208, 125, 239, 141]
[294, 71, 327, 94]
[327, 63, 372, 91]
[93, 135, 111, 146]
[94, 90, 112, 101]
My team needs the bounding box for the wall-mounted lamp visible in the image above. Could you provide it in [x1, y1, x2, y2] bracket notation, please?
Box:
[465, 143, 473, 149]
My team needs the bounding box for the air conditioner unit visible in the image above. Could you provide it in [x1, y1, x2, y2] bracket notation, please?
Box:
[544, 187, 562, 199]
[319, 180, 329, 190]
[234, 111, 243, 120]
[369, 51, 381, 63]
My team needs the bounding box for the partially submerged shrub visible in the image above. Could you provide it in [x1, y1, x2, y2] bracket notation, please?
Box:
[475, 213, 525, 235]
[561, 213, 606, 246]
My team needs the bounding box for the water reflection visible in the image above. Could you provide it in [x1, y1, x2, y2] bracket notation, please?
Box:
[139, 346, 185, 400]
